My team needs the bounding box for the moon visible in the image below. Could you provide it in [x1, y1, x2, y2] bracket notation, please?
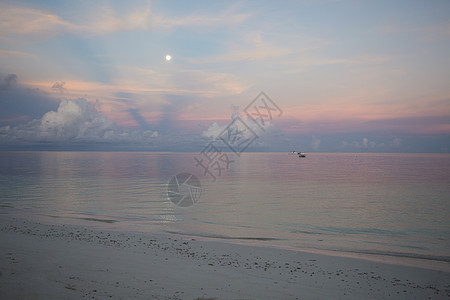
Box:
[165, 54, 172, 61]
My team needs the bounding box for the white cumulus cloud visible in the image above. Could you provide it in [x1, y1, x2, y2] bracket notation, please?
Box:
[37, 98, 116, 141]
[0, 98, 158, 144]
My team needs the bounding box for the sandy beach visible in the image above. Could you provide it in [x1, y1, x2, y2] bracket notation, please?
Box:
[0, 218, 449, 300]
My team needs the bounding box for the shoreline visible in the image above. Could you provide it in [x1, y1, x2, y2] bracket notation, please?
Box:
[162, 229, 450, 273]
[5, 212, 450, 273]
[1, 218, 449, 299]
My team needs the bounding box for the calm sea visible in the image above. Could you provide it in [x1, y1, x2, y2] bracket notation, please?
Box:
[1, 151, 449, 268]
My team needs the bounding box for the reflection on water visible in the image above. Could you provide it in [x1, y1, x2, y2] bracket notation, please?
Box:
[0, 151, 449, 264]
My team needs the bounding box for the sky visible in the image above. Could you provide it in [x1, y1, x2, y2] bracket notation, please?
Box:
[0, 0, 449, 152]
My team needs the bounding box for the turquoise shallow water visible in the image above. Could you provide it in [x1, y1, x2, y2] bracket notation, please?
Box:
[1, 151, 449, 265]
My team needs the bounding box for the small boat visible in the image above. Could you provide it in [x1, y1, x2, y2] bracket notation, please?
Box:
[288, 151, 306, 157]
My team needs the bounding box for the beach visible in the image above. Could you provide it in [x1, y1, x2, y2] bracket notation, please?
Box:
[2, 0, 450, 297]
[1, 218, 448, 299]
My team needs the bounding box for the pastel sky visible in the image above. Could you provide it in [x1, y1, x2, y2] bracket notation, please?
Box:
[1, 0, 449, 152]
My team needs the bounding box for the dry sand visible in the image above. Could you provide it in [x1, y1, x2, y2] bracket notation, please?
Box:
[0, 218, 449, 299]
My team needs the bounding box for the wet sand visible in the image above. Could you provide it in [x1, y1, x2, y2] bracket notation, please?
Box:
[1, 218, 449, 299]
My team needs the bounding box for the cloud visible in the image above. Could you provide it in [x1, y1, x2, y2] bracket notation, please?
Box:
[0, 74, 60, 124]
[37, 98, 116, 141]
[169, 69, 248, 97]
[200, 108, 290, 152]
[88, 6, 151, 34]
[51, 81, 66, 94]
[0, 4, 77, 38]
[311, 135, 321, 150]
[202, 122, 226, 139]
[362, 137, 369, 148]
[127, 108, 151, 130]
[185, 30, 330, 66]
[342, 137, 374, 149]
[0, 74, 18, 90]
[0, 49, 35, 59]
[187, 32, 294, 64]
[0, 3, 149, 38]
[0, 2, 250, 40]
[1, 97, 446, 153]
[13, 71, 247, 135]
[202, 108, 269, 140]
[1, 96, 228, 151]
[281, 54, 394, 76]
[389, 137, 402, 148]
[148, 3, 250, 31]
[0, 98, 158, 144]
[340, 137, 404, 151]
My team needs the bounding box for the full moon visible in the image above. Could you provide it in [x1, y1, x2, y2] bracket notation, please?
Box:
[165, 54, 172, 61]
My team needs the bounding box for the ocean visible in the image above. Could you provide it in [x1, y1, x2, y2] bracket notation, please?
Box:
[1, 151, 449, 268]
